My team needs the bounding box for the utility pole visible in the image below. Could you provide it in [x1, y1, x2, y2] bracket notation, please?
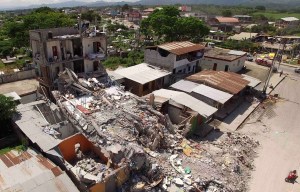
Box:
[262, 39, 283, 94]
[277, 39, 287, 71]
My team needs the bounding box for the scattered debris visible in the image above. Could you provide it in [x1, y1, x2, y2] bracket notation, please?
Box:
[50, 68, 259, 191]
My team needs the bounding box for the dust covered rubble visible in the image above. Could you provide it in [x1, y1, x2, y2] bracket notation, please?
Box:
[53, 70, 259, 192]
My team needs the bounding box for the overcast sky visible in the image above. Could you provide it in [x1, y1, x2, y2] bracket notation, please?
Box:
[2, 0, 136, 8]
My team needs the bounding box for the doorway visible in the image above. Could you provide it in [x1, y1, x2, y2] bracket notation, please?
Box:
[213, 63, 217, 70]
[225, 65, 229, 72]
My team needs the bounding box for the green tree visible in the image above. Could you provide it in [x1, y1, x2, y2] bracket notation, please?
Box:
[0, 40, 13, 57]
[222, 10, 232, 17]
[255, 6, 266, 11]
[81, 10, 101, 23]
[141, 6, 209, 43]
[251, 24, 277, 34]
[0, 95, 17, 122]
[0, 95, 17, 138]
[4, 7, 74, 48]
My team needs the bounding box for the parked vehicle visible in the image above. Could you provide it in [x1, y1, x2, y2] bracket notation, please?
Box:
[246, 53, 254, 61]
[285, 170, 297, 183]
[255, 58, 272, 67]
[295, 68, 300, 73]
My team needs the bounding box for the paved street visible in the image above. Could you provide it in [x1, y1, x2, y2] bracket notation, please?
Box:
[239, 66, 300, 192]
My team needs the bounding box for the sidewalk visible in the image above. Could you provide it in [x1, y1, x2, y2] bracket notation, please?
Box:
[212, 101, 260, 132]
[280, 62, 299, 68]
[266, 73, 286, 94]
[212, 74, 285, 132]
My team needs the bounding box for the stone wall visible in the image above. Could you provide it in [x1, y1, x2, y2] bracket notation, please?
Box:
[0, 69, 36, 84]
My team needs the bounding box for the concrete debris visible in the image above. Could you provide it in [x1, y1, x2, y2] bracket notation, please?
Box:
[51, 68, 259, 192]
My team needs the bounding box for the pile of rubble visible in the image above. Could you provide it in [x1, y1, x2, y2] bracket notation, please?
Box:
[52, 68, 259, 192]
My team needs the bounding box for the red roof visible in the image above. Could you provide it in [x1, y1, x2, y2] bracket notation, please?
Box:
[215, 17, 239, 23]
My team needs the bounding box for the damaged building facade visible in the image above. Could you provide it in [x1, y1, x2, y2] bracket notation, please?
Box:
[30, 27, 107, 90]
[144, 41, 205, 76]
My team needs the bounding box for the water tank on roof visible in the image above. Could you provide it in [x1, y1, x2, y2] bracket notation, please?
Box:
[48, 31, 53, 39]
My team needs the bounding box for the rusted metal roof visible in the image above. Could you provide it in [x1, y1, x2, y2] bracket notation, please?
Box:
[215, 17, 239, 23]
[158, 41, 205, 55]
[204, 48, 246, 61]
[0, 148, 79, 192]
[185, 70, 250, 95]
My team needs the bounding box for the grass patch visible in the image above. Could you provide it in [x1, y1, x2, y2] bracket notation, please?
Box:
[0, 56, 32, 73]
[288, 59, 300, 65]
[0, 144, 25, 155]
[252, 11, 300, 20]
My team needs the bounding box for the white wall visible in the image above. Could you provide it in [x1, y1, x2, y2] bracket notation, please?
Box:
[31, 40, 39, 56]
[84, 60, 94, 73]
[144, 49, 176, 71]
[65, 40, 74, 57]
[199, 55, 246, 72]
[82, 36, 106, 57]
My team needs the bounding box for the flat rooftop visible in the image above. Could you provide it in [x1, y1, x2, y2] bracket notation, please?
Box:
[191, 84, 233, 104]
[204, 48, 246, 61]
[114, 63, 171, 85]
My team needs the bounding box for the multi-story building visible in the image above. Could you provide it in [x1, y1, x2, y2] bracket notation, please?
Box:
[127, 10, 142, 24]
[30, 27, 107, 90]
[144, 41, 205, 75]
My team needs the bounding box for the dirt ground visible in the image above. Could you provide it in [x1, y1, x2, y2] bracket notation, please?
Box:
[0, 79, 38, 96]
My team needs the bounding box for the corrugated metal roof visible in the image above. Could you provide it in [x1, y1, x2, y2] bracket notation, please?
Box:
[170, 80, 200, 93]
[152, 89, 217, 117]
[228, 32, 258, 41]
[152, 89, 183, 100]
[242, 74, 261, 88]
[14, 101, 62, 152]
[281, 17, 299, 22]
[114, 63, 171, 85]
[3, 92, 21, 101]
[0, 148, 79, 192]
[191, 84, 233, 104]
[158, 41, 204, 55]
[171, 93, 218, 118]
[204, 48, 246, 61]
[215, 17, 239, 23]
[233, 15, 252, 18]
[186, 70, 250, 94]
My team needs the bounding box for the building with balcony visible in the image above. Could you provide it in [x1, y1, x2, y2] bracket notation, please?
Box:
[30, 27, 107, 90]
[144, 41, 205, 77]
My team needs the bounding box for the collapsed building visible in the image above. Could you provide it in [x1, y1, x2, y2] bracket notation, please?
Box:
[13, 60, 260, 191]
